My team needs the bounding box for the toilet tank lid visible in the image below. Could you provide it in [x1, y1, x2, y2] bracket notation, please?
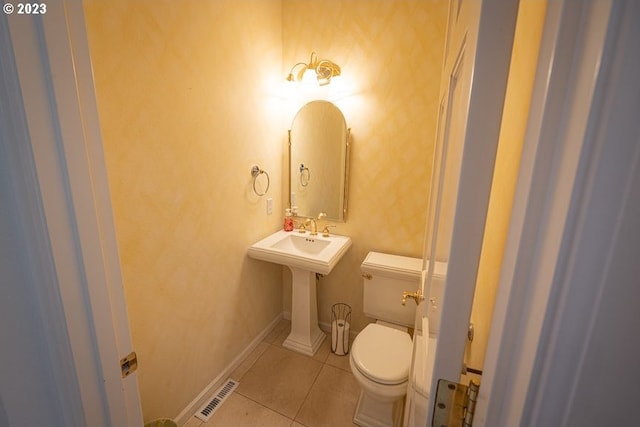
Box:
[424, 259, 448, 278]
[361, 252, 423, 280]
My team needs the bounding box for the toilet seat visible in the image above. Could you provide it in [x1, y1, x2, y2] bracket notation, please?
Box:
[351, 323, 413, 385]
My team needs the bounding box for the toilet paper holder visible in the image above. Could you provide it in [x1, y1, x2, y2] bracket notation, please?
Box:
[331, 303, 351, 356]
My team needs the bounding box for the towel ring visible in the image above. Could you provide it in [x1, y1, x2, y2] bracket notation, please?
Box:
[251, 165, 270, 196]
[299, 163, 310, 187]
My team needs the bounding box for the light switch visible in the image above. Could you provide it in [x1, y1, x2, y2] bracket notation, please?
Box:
[266, 198, 273, 215]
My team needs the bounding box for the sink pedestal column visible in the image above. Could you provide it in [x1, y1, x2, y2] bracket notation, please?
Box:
[283, 266, 326, 356]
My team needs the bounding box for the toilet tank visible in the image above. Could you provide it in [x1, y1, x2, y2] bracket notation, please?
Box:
[361, 252, 422, 327]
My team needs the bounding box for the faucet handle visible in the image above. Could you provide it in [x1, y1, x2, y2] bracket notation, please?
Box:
[322, 225, 336, 237]
[297, 222, 306, 233]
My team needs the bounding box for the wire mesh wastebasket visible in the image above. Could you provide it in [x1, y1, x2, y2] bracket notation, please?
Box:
[331, 303, 351, 355]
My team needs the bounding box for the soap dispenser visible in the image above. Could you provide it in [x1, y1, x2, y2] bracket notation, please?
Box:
[284, 208, 294, 232]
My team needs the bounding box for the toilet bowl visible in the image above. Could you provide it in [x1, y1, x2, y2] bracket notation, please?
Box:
[349, 252, 422, 427]
[350, 323, 413, 427]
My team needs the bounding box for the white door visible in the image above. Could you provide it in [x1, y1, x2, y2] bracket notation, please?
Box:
[4, 3, 144, 426]
[404, 1, 519, 426]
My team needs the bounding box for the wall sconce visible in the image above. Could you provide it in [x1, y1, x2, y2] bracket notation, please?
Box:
[286, 52, 341, 86]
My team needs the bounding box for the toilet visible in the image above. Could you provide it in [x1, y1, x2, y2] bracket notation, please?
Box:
[350, 252, 423, 427]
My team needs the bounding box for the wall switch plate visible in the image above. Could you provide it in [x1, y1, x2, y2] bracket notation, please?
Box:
[266, 198, 273, 215]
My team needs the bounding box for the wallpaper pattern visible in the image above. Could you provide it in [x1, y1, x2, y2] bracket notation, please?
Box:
[84, 0, 447, 421]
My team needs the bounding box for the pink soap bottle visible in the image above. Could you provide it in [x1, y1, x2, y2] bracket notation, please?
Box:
[284, 208, 294, 231]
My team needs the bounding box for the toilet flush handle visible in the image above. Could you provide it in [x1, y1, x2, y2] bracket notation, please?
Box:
[402, 289, 424, 306]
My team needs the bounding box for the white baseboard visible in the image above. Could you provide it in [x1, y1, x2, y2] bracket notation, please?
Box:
[319, 320, 332, 334]
[286, 310, 360, 340]
[173, 312, 283, 426]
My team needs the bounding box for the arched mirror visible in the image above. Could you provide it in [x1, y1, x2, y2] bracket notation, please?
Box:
[289, 100, 350, 221]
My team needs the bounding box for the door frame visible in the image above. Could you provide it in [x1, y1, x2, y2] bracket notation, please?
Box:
[3, 2, 143, 426]
[4, 0, 629, 426]
[426, 0, 520, 394]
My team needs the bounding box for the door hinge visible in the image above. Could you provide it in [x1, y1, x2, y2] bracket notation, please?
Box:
[432, 378, 479, 427]
[120, 351, 138, 378]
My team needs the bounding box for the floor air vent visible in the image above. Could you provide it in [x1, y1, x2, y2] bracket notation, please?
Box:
[194, 379, 239, 422]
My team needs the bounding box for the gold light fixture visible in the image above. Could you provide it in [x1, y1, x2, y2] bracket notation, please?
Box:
[286, 52, 341, 86]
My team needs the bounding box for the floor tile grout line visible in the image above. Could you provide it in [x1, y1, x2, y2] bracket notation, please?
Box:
[292, 358, 325, 422]
[233, 341, 270, 382]
[230, 327, 356, 427]
[233, 340, 295, 424]
[234, 341, 309, 422]
[189, 321, 357, 427]
[220, 389, 297, 425]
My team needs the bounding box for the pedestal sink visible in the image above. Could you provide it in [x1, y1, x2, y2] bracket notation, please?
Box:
[248, 230, 352, 356]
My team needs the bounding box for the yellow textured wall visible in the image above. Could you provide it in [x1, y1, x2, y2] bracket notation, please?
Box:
[282, 0, 448, 332]
[466, 0, 547, 373]
[84, 0, 447, 419]
[83, 0, 284, 421]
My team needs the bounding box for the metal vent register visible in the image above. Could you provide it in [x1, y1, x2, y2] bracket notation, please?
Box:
[195, 379, 239, 422]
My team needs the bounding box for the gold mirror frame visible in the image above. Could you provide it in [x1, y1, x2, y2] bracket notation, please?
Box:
[288, 101, 350, 222]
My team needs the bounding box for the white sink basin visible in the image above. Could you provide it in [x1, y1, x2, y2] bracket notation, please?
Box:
[248, 229, 351, 275]
[248, 229, 351, 356]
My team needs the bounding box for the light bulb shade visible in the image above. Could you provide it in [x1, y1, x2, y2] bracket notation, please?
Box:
[286, 52, 341, 86]
[316, 60, 341, 86]
[287, 62, 309, 83]
[302, 67, 317, 84]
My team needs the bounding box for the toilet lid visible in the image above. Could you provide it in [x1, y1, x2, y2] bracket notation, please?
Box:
[351, 324, 413, 385]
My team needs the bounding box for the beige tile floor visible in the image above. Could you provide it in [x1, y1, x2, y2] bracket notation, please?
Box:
[183, 319, 359, 427]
